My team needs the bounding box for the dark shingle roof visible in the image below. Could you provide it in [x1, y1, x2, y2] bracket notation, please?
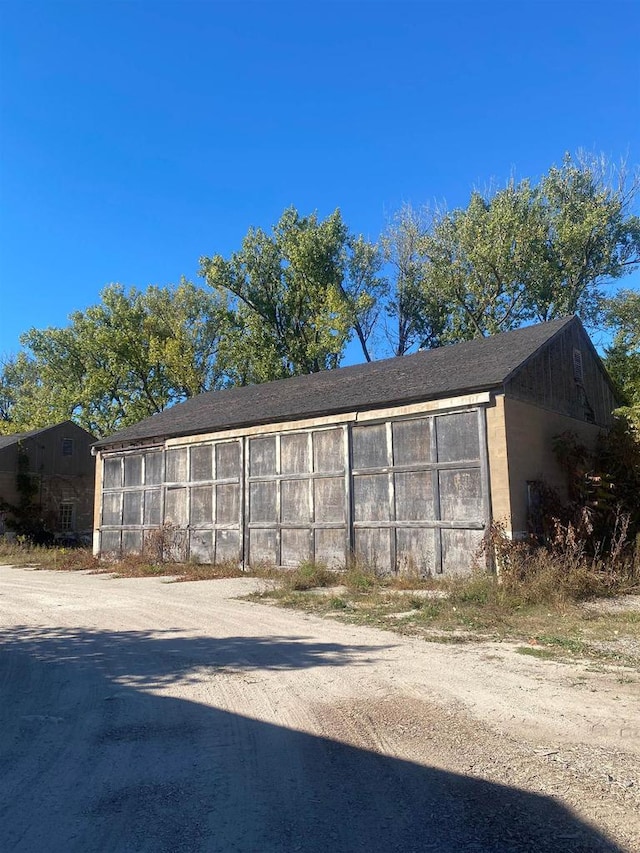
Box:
[0, 426, 52, 451]
[94, 317, 577, 449]
[0, 422, 95, 452]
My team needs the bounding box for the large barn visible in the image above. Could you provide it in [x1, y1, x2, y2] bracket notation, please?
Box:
[91, 316, 618, 575]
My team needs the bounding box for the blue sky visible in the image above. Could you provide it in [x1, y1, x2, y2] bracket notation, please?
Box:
[1, 0, 639, 360]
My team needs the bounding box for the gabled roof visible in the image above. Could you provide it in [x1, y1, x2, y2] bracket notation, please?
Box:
[95, 316, 579, 449]
[0, 421, 94, 451]
[0, 426, 54, 451]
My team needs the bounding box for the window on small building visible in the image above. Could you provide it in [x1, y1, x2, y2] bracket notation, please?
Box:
[62, 438, 74, 456]
[59, 503, 74, 531]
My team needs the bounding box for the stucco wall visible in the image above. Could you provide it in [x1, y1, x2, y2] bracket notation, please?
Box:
[485, 394, 511, 531]
[503, 396, 603, 538]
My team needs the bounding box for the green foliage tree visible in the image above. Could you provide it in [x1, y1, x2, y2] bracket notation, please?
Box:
[3, 156, 638, 439]
[380, 204, 449, 355]
[527, 155, 640, 324]
[384, 155, 640, 346]
[0, 281, 232, 438]
[604, 289, 640, 426]
[0, 353, 41, 429]
[420, 181, 545, 341]
[199, 207, 384, 380]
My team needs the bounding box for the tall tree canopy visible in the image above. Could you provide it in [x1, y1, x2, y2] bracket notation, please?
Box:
[382, 154, 640, 346]
[604, 289, 640, 426]
[0, 281, 232, 437]
[380, 204, 448, 356]
[199, 207, 384, 381]
[2, 155, 638, 437]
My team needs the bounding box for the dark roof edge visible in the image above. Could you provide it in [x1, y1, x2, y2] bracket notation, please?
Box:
[0, 420, 94, 447]
[93, 381, 504, 451]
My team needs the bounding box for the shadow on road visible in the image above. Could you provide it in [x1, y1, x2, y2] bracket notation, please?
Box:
[0, 624, 391, 684]
[0, 625, 624, 853]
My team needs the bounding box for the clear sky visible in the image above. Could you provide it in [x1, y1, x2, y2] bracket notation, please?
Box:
[1, 0, 639, 360]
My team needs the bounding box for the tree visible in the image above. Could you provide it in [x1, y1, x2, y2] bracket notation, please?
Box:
[422, 181, 547, 341]
[0, 353, 41, 429]
[0, 281, 232, 438]
[199, 207, 384, 379]
[380, 204, 449, 355]
[387, 154, 640, 346]
[527, 154, 640, 324]
[604, 289, 640, 426]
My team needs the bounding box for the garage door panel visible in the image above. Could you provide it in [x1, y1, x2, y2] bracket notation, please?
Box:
[441, 528, 484, 574]
[281, 528, 311, 566]
[439, 469, 483, 521]
[395, 528, 436, 576]
[436, 412, 479, 463]
[249, 529, 277, 565]
[354, 528, 392, 573]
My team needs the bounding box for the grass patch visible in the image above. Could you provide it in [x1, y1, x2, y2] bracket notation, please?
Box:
[534, 634, 586, 654]
[342, 561, 379, 593]
[0, 539, 251, 582]
[251, 559, 640, 666]
[0, 539, 100, 572]
[3, 537, 639, 666]
[515, 646, 563, 662]
[276, 561, 338, 592]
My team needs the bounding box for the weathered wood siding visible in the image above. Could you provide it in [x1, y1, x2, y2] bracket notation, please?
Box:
[97, 407, 489, 574]
[505, 323, 617, 427]
[351, 410, 488, 575]
[100, 439, 243, 562]
[246, 427, 348, 567]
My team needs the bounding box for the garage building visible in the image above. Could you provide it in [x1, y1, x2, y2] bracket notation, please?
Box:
[91, 316, 617, 574]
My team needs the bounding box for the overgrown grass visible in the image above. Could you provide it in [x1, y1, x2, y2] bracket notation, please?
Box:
[275, 561, 338, 591]
[252, 569, 640, 665]
[0, 539, 100, 572]
[2, 532, 639, 666]
[0, 539, 250, 581]
[492, 529, 640, 605]
[249, 529, 640, 666]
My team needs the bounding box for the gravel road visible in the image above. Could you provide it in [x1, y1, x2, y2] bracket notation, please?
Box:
[1, 565, 638, 852]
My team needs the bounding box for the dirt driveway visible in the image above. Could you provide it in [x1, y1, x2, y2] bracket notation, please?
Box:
[1, 565, 638, 852]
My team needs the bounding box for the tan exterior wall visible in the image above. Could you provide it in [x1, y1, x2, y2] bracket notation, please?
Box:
[486, 394, 511, 532]
[485, 394, 511, 531]
[503, 397, 603, 538]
